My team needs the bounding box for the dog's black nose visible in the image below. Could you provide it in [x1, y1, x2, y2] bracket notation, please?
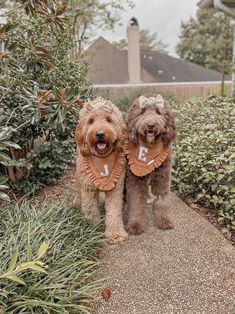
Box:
[147, 123, 154, 129]
[96, 130, 105, 138]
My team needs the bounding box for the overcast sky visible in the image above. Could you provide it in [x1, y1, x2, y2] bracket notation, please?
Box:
[97, 0, 199, 57]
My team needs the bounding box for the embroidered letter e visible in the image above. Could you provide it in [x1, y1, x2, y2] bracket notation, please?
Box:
[100, 164, 109, 177]
[138, 146, 148, 162]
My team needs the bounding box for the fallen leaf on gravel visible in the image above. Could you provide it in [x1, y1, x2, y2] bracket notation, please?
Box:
[213, 162, 221, 171]
[189, 203, 201, 211]
[101, 288, 111, 301]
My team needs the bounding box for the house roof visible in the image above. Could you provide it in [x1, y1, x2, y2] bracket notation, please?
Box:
[140, 50, 230, 82]
[85, 37, 129, 84]
[85, 36, 231, 84]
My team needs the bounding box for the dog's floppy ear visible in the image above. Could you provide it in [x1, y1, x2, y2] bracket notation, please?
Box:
[117, 121, 128, 152]
[127, 99, 140, 144]
[128, 120, 138, 144]
[162, 107, 176, 145]
[75, 123, 90, 156]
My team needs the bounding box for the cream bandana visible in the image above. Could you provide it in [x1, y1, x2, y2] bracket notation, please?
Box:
[126, 138, 170, 177]
[83, 150, 125, 191]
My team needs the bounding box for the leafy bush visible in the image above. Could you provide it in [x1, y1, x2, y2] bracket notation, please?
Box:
[0, 1, 92, 195]
[113, 88, 178, 117]
[0, 198, 104, 313]
[0, 117, 21, 201]
[173, 97, 235, 232]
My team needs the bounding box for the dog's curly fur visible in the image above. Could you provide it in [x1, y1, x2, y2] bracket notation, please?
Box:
[126, 94, 176, 235]
[74, 98, 128, 244]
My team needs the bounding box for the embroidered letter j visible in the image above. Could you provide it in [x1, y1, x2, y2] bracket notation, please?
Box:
[100, 164, 109, 177]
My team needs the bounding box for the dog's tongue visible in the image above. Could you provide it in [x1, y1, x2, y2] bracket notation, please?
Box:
[97, 142, 106, 150]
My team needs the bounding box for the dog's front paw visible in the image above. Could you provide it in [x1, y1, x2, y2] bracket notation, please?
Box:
[128, 222, 145, 235]
[106, 231, 128, 245]
[155, 216, 175, 230]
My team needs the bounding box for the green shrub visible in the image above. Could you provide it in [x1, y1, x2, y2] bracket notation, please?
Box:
[0, 116, 21, 201]
[0, 1, 92, 195]
[0, 198, 104, 313]
[173, 96, 235, 232]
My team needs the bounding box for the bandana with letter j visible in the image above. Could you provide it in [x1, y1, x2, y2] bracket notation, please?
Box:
[83, 150, 125, 191]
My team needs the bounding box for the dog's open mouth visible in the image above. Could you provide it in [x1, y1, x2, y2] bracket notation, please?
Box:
[144, 129, 162, 143]
[96, 142, 106, 150]
[95, 140, 108, 154]
[146, 130, 156, 138]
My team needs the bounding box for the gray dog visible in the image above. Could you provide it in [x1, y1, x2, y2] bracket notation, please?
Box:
[126, 94, 176, 235]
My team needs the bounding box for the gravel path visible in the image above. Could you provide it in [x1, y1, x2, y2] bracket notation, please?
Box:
[93, 193, 235, 314]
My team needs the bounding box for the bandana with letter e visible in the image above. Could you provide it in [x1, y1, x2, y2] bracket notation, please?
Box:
[126, 138, 169, 177]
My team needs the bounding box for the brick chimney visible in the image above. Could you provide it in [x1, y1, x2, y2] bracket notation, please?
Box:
[127, 17, 142, 83]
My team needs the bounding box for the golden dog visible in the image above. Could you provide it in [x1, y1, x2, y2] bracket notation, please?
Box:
[74, 98, 128, 244]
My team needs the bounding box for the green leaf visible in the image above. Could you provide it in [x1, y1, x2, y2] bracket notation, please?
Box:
[8, 41, 18, 51]
[0, 176, 8, 185]
[0, 127, 12, 140]
[0, 152, 11, 162]
[221, 227, 229, 234]
[26, 245, 32, 261]
[230, 199, 235, 205]
[0, 184, 9, 190]
[212, 195, 219, 201]
[4, 274, 25, 285]
[2, 141, 21, 150]
[37, 241, 50, 258]
[35, 260, 45, 267]
[0, 192, 10, 202]
[7, 249, 19, 272]
[28, 264, 47, 274]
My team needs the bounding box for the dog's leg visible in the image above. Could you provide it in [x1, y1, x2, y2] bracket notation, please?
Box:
[127, 191, 147, 235]
[153, 193, 174, 230]
[105, 172, 128, 245]
[146, 185, 156, 205]
[80, 186, 100, 222]
[126, 173, 147, 235]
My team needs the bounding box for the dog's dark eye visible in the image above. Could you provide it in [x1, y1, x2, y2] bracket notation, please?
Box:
[88, 118, 94, 124]
[155, 108, 161, 114]
[106, 117, 112, 123]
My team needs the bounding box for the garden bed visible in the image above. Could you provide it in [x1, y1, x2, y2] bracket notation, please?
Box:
[0, 191, 104, 313]
[173, 96, 235, 235]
